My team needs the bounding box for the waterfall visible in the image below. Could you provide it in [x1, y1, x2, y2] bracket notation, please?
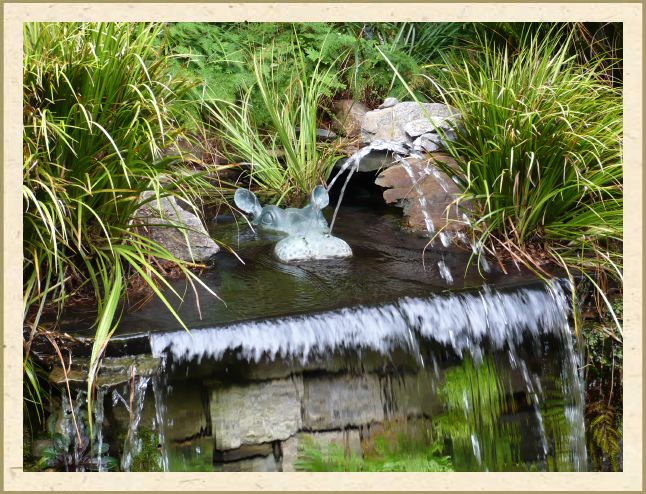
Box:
[326, 140, 409, 231]
[152, 358, 170, 472]
[120, 373, 151, 472]
[111, 277, 587, 472]
[94, 388, 106, 471]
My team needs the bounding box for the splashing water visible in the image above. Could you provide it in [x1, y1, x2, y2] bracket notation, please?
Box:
[152, 358, 170, 472]
[327, 140, 410, 232]
[142, 279, 587, 471]
[437, 259, 453, 284]
[120, 374, 151, 472]
[94, 388, 106, 471]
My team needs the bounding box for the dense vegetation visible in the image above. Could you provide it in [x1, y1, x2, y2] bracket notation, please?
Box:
[23, 21, 623, 471]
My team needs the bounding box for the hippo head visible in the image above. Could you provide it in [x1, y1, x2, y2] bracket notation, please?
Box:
[234, 186, 330, 235]
[234, 186, 352, 262]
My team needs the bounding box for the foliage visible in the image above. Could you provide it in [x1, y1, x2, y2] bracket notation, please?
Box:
[130, 427, 163, 472]
[207, 45, 344, 206]
[432, 355, 526, 471]
[37, 394, 118, 472]
[295, 427, 453, 472]
[162, 22, 423, 122]
[417, 30, 622, 329]
[474, 22, 622, 86]
[23, 356, 48, 427]
[23, 22, 221, 434]
[583, 297, 622, 471]
[38, 432, 118, 472]
[374, 22, 478, 66]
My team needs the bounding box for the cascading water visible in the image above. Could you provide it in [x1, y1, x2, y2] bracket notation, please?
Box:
[327, 140, 409, 231]
[57, 154, 589, 472]
[120, 373, 151, 472]
[94, 388, 106, 471]
[145, 278, 587, 472]
[152, 358, 170, 472]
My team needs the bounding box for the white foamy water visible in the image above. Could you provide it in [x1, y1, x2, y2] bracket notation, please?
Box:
[151, 280, 572, 365]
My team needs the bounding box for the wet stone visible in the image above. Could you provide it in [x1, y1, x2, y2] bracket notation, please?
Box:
[209, 376, 304, 450]
[48, 355, 161, 388]
[214, 442, 274, 463]
[302, 374, 384, 430]
[383, 372, 443, 419]
[213, 454, 279, 472]
[162, 385, 211, 442]
[375, 153, 467, 234]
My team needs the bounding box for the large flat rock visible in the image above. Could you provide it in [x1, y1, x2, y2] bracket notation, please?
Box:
[209, 376, 304, 450]
[302, 374, 384, 430]
[361, 102, 458, 144]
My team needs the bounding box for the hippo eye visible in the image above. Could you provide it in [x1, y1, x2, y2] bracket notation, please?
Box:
[261, 213, 274, 225]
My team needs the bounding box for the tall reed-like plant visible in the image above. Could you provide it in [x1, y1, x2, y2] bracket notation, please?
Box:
[381, 30, 622, 330]
[23, 22, 220, 434]
[430, 33, 623, 330]
[207, 43, 343, 206]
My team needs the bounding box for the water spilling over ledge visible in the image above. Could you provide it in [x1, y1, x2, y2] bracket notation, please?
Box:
[149, 279, 573, 365]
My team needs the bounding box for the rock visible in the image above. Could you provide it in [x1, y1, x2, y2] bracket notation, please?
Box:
[378, 97, 399, 109]
[281, 430, 363, 472]
[213, 453, 279, 472]
[274, 233, 352, 262]
[295, 127, 337, 142]
[334, 150, 397, 173]
[332, 100, 368, 138]
[404, 117, 453, 138]
[163, 385, 211, 442]
[412, 135, 441, 153]
[375, 153, 467, 234]
[48, 355, 161, 388]
[208, 376, 303, 450]
[134, 190, 219, 263]
[302, 374, 384, 430]
[361, 102, 459, 146]
[214, 442, 274, 463]
[384, 372, 443, 419]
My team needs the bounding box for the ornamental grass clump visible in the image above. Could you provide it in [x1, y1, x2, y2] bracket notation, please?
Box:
[207, 43, 344, 207]
[23, 22, 220, 432]
[427, 33, 622, 331]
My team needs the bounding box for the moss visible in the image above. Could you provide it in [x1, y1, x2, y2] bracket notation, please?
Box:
[130, 427, 163, 472]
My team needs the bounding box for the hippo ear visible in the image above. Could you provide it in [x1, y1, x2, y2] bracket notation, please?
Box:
[234, 189, 262, 219]
[311, 185, 329, 209]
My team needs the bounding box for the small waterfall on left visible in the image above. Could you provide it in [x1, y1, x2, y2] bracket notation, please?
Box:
[120, 372, 151, 472]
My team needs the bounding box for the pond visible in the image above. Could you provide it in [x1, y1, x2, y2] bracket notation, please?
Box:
[53, 202, 587, 472]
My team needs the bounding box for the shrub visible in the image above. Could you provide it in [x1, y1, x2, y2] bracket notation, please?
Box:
[207, 45, 344, 206]
[162, 22, 423, 121]
[23, 22, 219, 431]
[424, 31, 622, 330]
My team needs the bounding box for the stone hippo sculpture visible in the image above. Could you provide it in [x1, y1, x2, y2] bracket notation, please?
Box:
[234, 186, 352, 262]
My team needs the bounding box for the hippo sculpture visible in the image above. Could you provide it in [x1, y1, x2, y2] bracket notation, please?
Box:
[234, 186, 353, 262]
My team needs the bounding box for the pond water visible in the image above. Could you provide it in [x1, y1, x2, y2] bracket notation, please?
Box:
[56, 203, 587, 472]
